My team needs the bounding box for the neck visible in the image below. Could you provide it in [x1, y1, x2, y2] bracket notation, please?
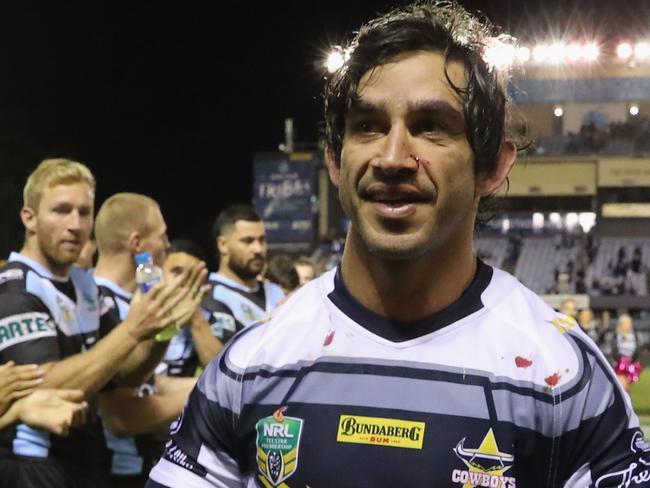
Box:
[95, 253, 137, 293]
[21, 238, 70, 278]
[340, 227, 477, 322]
[218, 263, 258, 289]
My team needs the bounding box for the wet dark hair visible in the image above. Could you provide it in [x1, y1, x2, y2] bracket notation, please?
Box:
[211, 204, 261, 241]
[323, 1, 522, 219]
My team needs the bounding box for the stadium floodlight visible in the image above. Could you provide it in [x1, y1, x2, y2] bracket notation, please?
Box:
[324, 48, 350, 73]
[548, 42, 566, 64]
[566, 43, 582, 62]
[532, 44, 548, 63]
[635, 42, 650, 60]
[630, 105, 640, 116]
[617, 42, 633, 59]
[554, 106, 564, 117]
[582, 43, 599, 62]
[484, 42, 516, 68]
[515, 46, 530, 63]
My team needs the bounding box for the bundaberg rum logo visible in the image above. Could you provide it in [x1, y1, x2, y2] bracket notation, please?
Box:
[256, 406, 303, 487]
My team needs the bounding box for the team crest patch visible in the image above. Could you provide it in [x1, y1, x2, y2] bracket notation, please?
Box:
[256, 407, 303, 487]
[451, 428, 516, 487]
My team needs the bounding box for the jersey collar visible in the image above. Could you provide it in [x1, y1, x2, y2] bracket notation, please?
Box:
[327, 259, 493, 342]
[9, 252, 70, 282]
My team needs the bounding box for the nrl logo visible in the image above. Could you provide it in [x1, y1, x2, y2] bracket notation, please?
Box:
[256, 406, 303, 487]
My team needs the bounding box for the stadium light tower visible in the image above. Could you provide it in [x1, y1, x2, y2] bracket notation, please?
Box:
[515, 46, 530, 63]
[554, 106, 564, 117]
[548, 42, 566, 64]
[630, 105, 640, 116]
[566, 43, 582, 62]
[532, 44, 548, 63]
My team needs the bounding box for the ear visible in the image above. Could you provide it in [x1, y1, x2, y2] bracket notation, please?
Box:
[217, 235, 228, 256]
[127, 231, 142, 254]
[20, 206, 37, 234]
[325, 145, 341, 187]
[475, 139, 517, 198]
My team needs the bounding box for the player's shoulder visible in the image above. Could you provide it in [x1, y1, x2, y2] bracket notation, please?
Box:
[223, 269, 335, 370]
[0, 260, 29, 293]
[480, 266, 596, 377]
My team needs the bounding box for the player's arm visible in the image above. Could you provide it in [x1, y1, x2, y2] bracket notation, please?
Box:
[561, 337, 650, 486]
[189, 310, 223, 368]
[40, 277, 198, 395]
[146, 355, 244, 487]
[99, 376, 196, 437]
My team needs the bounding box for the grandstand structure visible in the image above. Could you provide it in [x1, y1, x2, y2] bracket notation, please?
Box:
[476, 38, 650, 334]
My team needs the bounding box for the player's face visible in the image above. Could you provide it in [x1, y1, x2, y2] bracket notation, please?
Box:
[31, 182, 94, 270]
[140, 207, 170, 267]
[222, 220, 267, 280]
[163, 252, 199, 280]
[295, 263, 315, 285]
[328, 51, 478, 260]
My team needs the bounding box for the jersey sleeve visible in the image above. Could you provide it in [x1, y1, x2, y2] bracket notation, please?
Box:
[202, 303, 243, 344]
[0, 289, 59, 365]
[146, 351, 244, 487]
[559, 334, 650, 486]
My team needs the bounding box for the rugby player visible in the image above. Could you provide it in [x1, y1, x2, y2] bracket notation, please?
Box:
[148, 2, 650, 486]
[202, 204, 284, 343]
[0, 159, 201, 488]
[94, 193, 205, 487]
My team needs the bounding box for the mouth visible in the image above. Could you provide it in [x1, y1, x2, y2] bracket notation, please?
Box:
[363, 185, 432, 219]
[61, 240, 81, 250]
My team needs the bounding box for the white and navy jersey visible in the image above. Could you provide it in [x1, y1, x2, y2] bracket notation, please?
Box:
[0, 252, 106, 480]
[148, 261, 650, 488]
[96, 277, 165, 478]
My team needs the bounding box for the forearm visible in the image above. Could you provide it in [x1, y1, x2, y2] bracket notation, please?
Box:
[190, 314, 223, 368]
[155, 375, 197, 396]
[40, 323, 139, 395]
[100, 386, 191, 437]
[115, 339, 170, 387]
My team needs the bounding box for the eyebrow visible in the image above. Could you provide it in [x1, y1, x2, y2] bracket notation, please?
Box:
[349, 98, 464, 120]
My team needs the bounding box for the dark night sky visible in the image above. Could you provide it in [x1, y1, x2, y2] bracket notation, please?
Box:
[1, 0, 649, 257]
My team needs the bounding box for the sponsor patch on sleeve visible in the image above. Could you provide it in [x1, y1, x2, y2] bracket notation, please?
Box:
[0, 312, 56, 351]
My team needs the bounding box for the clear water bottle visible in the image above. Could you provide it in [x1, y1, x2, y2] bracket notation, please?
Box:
[134, 252, 163, 293]
[134, 252, 178, 341]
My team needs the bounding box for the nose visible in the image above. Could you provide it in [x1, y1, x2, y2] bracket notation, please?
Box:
[371, 123, 418, 174]
[67, 210, 84, 232]
[251, 239, 265, 255]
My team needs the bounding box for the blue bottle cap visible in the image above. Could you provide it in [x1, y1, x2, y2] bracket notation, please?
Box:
[134, 252, 153, 266]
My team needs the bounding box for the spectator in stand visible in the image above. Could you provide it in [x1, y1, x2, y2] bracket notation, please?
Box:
[613, 313, 643, 394]
[577, 308, 599, 343]
[559, 297, 578, 319]
[265, 255, 300, 295]
[294, 256, 316, 286]
[626, 247, 648, 295]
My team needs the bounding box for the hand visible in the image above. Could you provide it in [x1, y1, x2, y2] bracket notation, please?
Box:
[12, 389, 88, 436]
[0, 362, 44, 417]
[125, 261, 208, 341]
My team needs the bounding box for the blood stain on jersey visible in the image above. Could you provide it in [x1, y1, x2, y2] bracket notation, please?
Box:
[514, 356, 533, 368]
[323, 329, 335, 346]
[544, 372, 561, 387]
